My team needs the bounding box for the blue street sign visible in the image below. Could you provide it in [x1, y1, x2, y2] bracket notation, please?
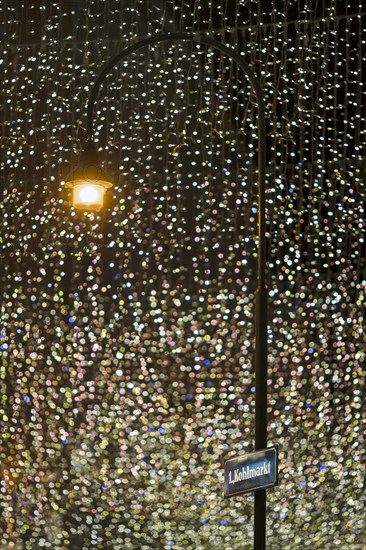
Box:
[224, 446, 278, 497]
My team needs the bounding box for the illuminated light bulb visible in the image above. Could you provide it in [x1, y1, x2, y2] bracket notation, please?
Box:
[73, 182, 106, 210]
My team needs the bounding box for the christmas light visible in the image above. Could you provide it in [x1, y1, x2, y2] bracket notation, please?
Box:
[0, 1, 365, 548]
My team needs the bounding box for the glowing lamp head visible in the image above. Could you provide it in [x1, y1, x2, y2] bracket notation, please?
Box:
[67, 179, 112, 210]
[65, 142, 113, 210]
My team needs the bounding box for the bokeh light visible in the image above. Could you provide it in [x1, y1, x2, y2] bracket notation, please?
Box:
[0, 1, 365, 549]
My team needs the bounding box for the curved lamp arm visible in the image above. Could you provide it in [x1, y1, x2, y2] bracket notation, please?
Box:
[85, 32, 266, 288]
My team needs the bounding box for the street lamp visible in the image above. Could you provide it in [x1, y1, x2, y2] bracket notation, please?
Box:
[65, 141, 113, 210]
[65, 32, 268, 549]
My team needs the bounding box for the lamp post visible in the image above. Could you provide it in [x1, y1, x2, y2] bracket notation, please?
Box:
[66, 32, 268, 549]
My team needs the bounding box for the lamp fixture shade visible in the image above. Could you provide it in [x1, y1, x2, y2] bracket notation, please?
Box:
[65, 142, 113, 210]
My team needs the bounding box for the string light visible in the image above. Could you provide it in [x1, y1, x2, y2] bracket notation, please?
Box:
[0, 1, 365, 548]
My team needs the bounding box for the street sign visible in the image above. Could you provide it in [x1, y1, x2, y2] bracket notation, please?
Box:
[224, 445, 278, 497]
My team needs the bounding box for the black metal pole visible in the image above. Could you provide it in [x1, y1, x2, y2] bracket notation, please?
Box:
[254, 72, 268, 550]
[84, 32, 267, 548]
